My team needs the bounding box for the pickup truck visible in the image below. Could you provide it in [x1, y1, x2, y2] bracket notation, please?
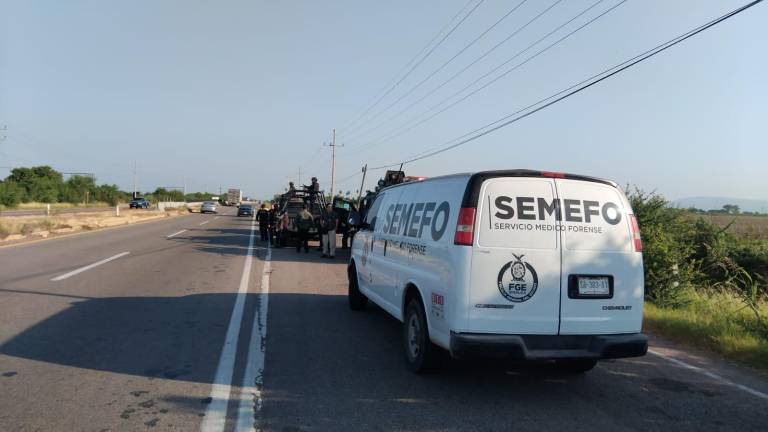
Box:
[129, 197, 150, 209]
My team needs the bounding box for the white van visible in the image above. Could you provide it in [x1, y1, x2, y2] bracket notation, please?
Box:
[348, 170, 647, 373]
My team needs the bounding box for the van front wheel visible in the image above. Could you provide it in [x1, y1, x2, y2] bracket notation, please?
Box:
[403, 298, 441, 374]
[554, 359, 598, 373]
[348, 266, 367, 311]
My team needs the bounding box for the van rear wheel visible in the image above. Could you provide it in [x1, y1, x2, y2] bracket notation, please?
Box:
[554, 359, 598, 373]
[403, 298, 441, 374]
[348, 265, 367, 311]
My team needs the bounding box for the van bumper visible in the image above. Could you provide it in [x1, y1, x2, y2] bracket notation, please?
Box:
[449, 332, 648, 360]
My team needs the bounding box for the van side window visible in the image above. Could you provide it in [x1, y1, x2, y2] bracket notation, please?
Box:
[364, 193, 385, 231]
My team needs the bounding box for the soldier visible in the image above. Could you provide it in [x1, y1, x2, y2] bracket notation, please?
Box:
[295, 204, 314, 253]
[256, 204, 270, 242]
[304, 177, 320, 205]
[320, 203, 339, 259]
[268, 203, 279, 244]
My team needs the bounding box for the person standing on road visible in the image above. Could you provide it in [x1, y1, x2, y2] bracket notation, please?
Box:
[320, 204, 339, 259]
[295, 204, 314, 253]
[268, 203, 279, 243]
[257, 204, 270, 242]
[276, 209, 288, 248]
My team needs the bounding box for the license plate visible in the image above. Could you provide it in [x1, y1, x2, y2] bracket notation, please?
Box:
[577, 277, 610, 296]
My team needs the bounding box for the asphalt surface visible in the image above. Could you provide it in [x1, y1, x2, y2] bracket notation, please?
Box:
[1, 209, 768, 431]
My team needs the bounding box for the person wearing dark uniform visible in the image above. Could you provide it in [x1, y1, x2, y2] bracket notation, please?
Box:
[256, 204, 270, 242]
[304, 177, 320, 206]
[295, 205, 314, 253]
[320, 204, 339, 258]
[268, 203, 279, 243]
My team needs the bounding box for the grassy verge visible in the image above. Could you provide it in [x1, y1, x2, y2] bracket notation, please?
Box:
[0, 207, 189, 242]
[644, 290, 768, 372]
[0, 202, 113, 211]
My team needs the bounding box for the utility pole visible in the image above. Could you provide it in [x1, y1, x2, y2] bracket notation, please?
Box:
[324, 129, 342, 199]
[298, 166, 301, 186]
[357, 164, 367, 207]
[132, 160, 137, 198]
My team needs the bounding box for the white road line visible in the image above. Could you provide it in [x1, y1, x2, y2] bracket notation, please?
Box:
[648, 349, 768, 401]
[199, 220, 210, 226]
[214, 216, 221, 220]
[235, 240, 271, 432]
[50, 252, 130, 281]
[167, 229, 187, 238]
[200, 214, 257, 432]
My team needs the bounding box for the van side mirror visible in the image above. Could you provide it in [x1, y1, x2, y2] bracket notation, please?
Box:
[348, 211, 362, 228]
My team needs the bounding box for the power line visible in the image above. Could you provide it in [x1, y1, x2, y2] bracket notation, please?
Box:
[345, 0, 617, 157]
[369, 0, 764, 170]
[342, 0, 587, 148]
[338, 0, 478, 133]
[338, 0, 485, 135]
[341, 0, 530, 141]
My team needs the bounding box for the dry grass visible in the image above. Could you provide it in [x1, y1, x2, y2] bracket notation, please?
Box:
[645, 290, 768, 373]
[697, 214, 768, 240]
[14, 201, 112, 210]
[0, 208, 186, 242]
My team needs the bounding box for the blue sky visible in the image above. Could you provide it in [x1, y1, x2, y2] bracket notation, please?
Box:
[1, 0, 765, 201]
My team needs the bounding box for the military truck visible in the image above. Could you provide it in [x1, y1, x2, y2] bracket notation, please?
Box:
[275, 189, 358, 247]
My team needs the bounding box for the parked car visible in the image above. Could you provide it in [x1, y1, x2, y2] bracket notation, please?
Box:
[238, 204, 254, 217]
[201, 201, 217, 214]
[129, 197, 150, 209]
[348, 169, 647, 374]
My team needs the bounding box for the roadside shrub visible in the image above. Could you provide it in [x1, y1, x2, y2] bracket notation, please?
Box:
[627, 187, 768, 310]
[0, 223, 9, 238]
[40, 219, 55, 231]
[627, 188, 699, 307]
[19, 224, 35, 235]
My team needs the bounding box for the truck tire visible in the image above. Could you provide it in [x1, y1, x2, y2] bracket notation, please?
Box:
[348, 265, 367, 311]
[403, 297, 442, 374]
[554, 359, 598, 373]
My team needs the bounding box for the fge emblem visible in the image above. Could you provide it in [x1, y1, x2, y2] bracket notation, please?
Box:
[497, 254, 539, 303]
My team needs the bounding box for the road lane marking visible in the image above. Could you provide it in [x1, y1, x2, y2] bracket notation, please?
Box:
[167, 229, 187, 238]
[214, 216, 221, 220]
[236, 239, 271, 431]
[200, 213, 257, 432]
[199, 220, 210, 226]
[648, 349, 768, 401]
[50, 252, 130, 281]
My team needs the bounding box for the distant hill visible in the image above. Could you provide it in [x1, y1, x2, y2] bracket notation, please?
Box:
[673, 197, 768, 213]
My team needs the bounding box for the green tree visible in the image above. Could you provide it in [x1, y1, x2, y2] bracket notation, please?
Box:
[94, 184, 126, 206]
[0, 181, 24, 207]
[60, 175, 96, 205]
[722, 204, 740, 215]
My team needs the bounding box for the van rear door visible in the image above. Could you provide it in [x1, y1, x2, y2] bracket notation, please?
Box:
[555, 179, 643, 334]
[469, 177, 561, 334]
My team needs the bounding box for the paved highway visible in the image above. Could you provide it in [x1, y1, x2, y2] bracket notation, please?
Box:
[1, 209, 767, 431]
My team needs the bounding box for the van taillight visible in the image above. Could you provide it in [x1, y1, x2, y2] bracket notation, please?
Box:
[629, 214, 642, 252]
[454, 207, 476, 246]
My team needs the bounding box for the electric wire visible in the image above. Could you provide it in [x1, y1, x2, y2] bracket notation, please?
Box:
[339, 0, 485, 135]
[346, 0, 619, 157]
[367, 0, 764, 170]
[343, 0, 596, 148]
[341, 0, 529, 141]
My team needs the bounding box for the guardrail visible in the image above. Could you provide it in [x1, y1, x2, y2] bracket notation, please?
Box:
[157, 201, 204, 211]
